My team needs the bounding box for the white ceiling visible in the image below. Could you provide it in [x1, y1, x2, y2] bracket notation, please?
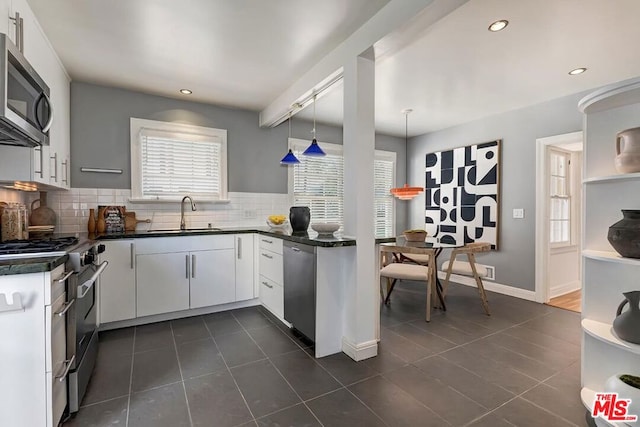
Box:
[27, 0, 640, 138]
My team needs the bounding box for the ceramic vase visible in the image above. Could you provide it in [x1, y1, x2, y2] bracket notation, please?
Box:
[289, 206, 310, 232]
[615, 127, 640, 173]
[87, 208, 96, 233]
[613, 291, 640, 344]
[96, 207, 106, 233]
[608, 210, 640, 258]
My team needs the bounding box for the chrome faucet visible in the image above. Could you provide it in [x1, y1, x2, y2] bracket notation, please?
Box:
[180, 196, 197, 230]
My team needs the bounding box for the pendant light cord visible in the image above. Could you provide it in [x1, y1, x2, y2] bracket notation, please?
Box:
[312, 94, 317, 139]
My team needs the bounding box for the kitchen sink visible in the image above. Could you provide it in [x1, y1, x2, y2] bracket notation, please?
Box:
[146, 227, 223, 233]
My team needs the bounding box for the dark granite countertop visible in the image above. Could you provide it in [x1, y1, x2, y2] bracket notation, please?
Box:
[92, 226, 359, 248]
[0, 254, 68, 276]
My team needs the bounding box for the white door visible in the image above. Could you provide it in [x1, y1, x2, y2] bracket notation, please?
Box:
[99, 240, 136, 323]
[235, 234, 255, 301]
[190, 249, 235, 308]
[136, 252, 189, 317]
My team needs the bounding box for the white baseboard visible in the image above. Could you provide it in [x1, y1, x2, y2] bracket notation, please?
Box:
[341, 337, 378, 361]
[550, 280, 581, 299]
[99, 298, 261, 330]
[437, 271, 537, 302]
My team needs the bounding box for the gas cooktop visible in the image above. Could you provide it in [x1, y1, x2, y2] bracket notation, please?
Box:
[0, 237, 79, 260]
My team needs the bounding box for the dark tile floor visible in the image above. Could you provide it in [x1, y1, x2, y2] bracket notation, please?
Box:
[64, 282, 585, 427]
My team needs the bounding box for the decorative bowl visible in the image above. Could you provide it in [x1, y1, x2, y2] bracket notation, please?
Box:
[311, 222, 340, 235]
[403, 229, 427, 242]
[266, 218, 288, 229]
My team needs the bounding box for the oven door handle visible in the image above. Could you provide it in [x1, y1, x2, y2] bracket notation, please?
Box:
[77, 261, 108, 299]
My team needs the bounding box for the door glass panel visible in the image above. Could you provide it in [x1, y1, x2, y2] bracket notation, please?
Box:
[6, 53, 48, 130]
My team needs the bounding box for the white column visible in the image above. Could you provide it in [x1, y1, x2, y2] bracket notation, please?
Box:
[341, 48, 377, 361]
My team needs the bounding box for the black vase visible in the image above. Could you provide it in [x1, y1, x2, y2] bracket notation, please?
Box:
[608, 210, 640, 259]
[289, 206, 310, 232]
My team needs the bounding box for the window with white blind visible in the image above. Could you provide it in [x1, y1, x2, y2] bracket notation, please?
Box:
[288, 139, 396, 237]
[549, 148, 571, 247]
[130, 118, 227, 201]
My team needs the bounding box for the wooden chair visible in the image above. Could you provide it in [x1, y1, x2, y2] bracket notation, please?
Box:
[441, 242, 492, 315]
[379, 248, 435, 322]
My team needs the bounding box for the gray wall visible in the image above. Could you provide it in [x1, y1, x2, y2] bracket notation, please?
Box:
[407, 91, 588, 291]
[70, 82, 407, 230]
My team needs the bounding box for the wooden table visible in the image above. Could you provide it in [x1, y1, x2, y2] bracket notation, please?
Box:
[379, 237, 461, 310]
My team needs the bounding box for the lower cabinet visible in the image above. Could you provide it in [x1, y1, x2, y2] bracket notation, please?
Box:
[99, 240, 136, 323]
[190, 248, 236, 308]
[259, 275, 283, 318]
[101, 234, 258, 321]
[136, 252, 190, 317]
[235, 234, 255, 301]
[258, 237, 284, 319]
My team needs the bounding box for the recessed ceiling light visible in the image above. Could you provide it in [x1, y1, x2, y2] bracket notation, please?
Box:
[568, 67, 587, 76]
[179, 89, 192, 95]
[488, 20, 509, 32]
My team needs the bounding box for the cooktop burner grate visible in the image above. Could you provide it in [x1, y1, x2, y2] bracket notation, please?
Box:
[0, 237, 79, 255]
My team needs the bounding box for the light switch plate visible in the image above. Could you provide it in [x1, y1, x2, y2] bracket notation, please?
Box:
[513, 208, 524, 219]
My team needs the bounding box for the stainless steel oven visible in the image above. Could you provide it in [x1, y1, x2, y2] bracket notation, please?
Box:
[65, 241, 107, 413]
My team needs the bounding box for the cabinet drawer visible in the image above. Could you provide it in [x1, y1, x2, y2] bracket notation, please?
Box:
[259, 236, 283, 254]
[46, 292, 67, 374]
[259, 249, 283, 284]
[47, 368, 67, 427]
[259, 275, 283, 319]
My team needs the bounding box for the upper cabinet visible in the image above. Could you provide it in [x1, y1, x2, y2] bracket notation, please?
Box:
[0, 0, 70, 189]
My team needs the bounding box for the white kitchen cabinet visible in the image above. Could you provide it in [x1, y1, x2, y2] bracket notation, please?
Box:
[235, 234, 255, 301]
[136, 252, 190, 317]
[99, 240, 136, 324]
[8, 0, 70, 189]
[190, 248, 236, 308]
[135, 235, 239, 317]
[0, 264, 69, 427]
[258, 237, 284, 319]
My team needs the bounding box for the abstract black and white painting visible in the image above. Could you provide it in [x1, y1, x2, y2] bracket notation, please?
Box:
[425, 140, 500, 249]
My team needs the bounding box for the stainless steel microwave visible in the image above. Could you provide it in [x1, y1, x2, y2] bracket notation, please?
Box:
[0, 33, 52, 147]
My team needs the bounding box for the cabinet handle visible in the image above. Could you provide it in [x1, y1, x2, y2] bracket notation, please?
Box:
[191, 254, 196, 279]
[262, 281, 273, 289]
[262, 239, 273, 244]
[55, 355, 75, 382]
[50, 153, 58, 181]
[34, 146, 43, 178]
[62, 160, 68, 184]
[54, 299, 75, 317]
[261, 253, 273, 259]
[10, 12, 23, 53]
[130, 243, 134, 269]
[185, 254, 190, 279]
[55, 271, 74, 284]
[237, 237, 242, 259]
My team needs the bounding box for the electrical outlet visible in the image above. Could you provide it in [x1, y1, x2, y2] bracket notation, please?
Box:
[513, 208, 524, 219]
[243, 209, 257, 219]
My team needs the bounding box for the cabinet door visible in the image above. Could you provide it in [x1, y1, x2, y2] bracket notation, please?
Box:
[99, 240, 136, 323]
[235, 234, 255, 301]
[190, 249, 235, 308]
[137, 253, 189, 317]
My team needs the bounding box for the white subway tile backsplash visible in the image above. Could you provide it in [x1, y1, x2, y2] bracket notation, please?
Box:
[49, 189, 290, 233]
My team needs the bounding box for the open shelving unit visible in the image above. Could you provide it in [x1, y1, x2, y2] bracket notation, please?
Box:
[580, 77, 640, 421]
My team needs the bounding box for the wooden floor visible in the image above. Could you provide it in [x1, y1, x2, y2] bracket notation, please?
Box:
[547, 290, 581, 313]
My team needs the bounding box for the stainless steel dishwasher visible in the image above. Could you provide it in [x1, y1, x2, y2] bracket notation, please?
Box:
[283, 240, 316, 341]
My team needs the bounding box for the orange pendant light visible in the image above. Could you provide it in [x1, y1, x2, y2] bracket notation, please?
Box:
[390, 109, 423, 201]
[391, 183, 423, 200]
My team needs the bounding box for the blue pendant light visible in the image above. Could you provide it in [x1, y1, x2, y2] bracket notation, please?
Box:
[303, 95, 326, 156]
[280, 113, 300, 165]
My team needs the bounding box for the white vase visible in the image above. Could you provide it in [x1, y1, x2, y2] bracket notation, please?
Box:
[615, 127, 640, 173]
[604, 374, 640, 420]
